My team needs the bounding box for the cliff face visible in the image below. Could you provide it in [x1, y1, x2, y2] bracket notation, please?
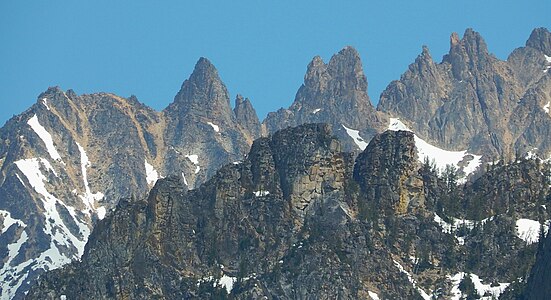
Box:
[27, 124, 551, 300]
[520, 216, 551, 300]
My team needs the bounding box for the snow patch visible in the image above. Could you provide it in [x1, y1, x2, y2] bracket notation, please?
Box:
[207, 121, 220, 133]
[388, 118, 481, 180]
[254, 190, 270, 197]
[0, 209, 28, 297]
[0, 210, 25, 234]
[7, 158, 91, 299]
[342, 124, 368, 150]
[368, 291, 380, 300]
[0, 230, 28, 299]
[312, 108, 321, 114]
[393, 260, 431, 300]
[516, 218, 549, 244]
[41, 98, 50, 111]
[76, 143, 104, 214]
[544, 101, 550, 114]
[186, 154, 199, 165]
[15, 158, 89, 255]
[145, 159, 160, 186]
[27, 115, 63, 163]
[96, 207, 106, 220]
[197, 274, 237, 294]
[449, 272, 509, 300]
[218, 275, 237, 294]
[182, 172, 189, 186]
[186, 155, 201, 174]
[545, 55, 551, 73]
[434, 213, 493, 245]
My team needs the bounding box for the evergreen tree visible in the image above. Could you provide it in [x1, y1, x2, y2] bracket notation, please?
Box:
[459, 275, 480, 299]
[443, 164, 458, 192]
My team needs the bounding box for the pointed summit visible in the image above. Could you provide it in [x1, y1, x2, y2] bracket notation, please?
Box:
[304, 56, 328, 89]
[444, 29, 492, 80]
[526, 27, 551, 55]
[263, 46, 380, 152]
[413, 45, 434, 67]
[234, 94, 261, 140]
[328, 46, 363, 70]
[448, 28, 489, 58]
[188, 57, 219, 85]
[327, 46, 368, 93]
[304, 46, 367, 93]
[167, 57, 233, 122]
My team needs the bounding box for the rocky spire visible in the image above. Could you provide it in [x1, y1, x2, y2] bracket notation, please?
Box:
[326, 46, 369, 94]
[162, 58, 251, 186]
[167, 57, 234, 123]
[233, 94, 261, 140]
[302, 46, 369, 98]
[526, 27, 551, 55]
[263, 46, 381, 152]
[377, 45, 447, 135]
[444, 28, 492, 80]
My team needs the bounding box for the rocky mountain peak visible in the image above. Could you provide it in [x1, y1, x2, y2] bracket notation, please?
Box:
[526, 27, 551, 55]
[458, 28, 489, 54]
[36, 86, 67, 106]
[234, 94, 261, 140]
[39, 86, 64, 97]
[168, 57, 233, 123]
[444, 28, 492, 80]
[303, 46, 367, 94]
[263, 46, 381, 152]
[409, 45, 436, 73]
[420, 45, 431, 58]
[327, 46, 368, 92]
[304, 55, 328, 89]
[450, 32, 461, 47]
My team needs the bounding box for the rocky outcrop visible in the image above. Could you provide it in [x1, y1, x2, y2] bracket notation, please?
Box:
[263, 46, 386, 152]
[353, 130, 424, 215]
[27, 124, 551, 299]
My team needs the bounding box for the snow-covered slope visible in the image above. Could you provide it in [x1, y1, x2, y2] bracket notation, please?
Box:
[388, 118, 482, 181]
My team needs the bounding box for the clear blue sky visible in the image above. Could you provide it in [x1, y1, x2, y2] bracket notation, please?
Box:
[1, 1, 550, 125]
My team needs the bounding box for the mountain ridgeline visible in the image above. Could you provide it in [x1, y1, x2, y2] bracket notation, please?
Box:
[0, 27, 550, 299]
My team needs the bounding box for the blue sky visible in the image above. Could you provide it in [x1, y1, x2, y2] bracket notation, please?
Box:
[1, 1, 550, 125]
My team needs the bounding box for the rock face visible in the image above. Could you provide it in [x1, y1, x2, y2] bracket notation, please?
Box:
[234, 94, 262, 140]
[27, 124, 551, 299]
[378, 28, 551, 160]
[263, 46, 386, 152]
[353, 130, 423, 215]
[163, 57, 252, 186]
[0, 58, 255, 299]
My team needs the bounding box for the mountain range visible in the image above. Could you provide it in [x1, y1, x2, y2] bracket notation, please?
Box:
[0, 27, 550, 299]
